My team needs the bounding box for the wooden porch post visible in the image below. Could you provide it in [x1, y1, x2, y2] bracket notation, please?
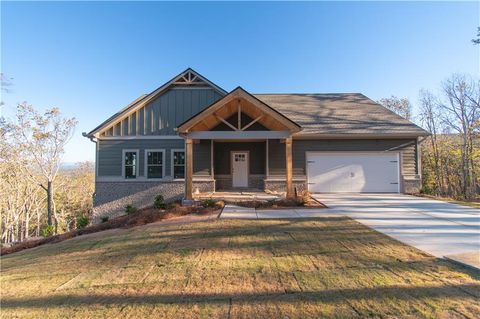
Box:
[185, 138, 193, 200]
[285, 137, 294, 198]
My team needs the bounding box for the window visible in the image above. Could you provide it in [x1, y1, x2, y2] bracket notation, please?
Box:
[234, 153, 246, 162]
[172, 150, 185, 179]
[123, 150, 138, 179]
[145, 150, 164, 179]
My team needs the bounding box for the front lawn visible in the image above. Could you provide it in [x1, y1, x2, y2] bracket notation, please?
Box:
[1, 217, 479, 318]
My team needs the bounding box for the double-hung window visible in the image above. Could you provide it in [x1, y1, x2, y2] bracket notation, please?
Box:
[145, 150, 164, 179]
[172, 150, 185, 179]
[123, 150, 138, 179]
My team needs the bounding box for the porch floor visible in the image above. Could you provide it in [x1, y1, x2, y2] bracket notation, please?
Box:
[194, 189, 282, 202]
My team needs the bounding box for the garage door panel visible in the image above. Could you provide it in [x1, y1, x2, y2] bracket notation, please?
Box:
[307, 153, 399, 193]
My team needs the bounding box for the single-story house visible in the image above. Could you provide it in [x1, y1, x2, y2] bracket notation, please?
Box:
[84, 68, 429, 221]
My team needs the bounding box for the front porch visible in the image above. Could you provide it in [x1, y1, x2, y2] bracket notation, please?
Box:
[178, 87, 302, 201]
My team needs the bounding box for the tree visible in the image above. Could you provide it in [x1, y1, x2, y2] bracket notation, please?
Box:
[440, 74, 479, 199]
[378, 96, 412, 120]
[418, 89, 445, 194]
[9, 103, 77, 227]
[472, 27, 480, 45]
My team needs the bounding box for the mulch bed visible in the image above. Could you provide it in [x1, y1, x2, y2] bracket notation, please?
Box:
[235, 196, 327, 209]
[0, 203, 222, 256]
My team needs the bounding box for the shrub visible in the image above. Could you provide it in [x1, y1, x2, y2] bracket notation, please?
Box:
[40, 225, 55, 237]
[125, 204, 137, 214]
[76, 216, 89, 229]
[202, 198, 216, 208]
[154, 195, 167, 209]
[101, 216, 109, 223]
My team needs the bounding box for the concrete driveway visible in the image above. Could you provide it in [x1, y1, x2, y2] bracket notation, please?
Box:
[314, 194, 480, 262]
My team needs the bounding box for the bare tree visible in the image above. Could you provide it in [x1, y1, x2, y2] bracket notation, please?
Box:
[418, 90, 445, 194]
[378, 96, 412, 120]
[10, 103, 77, 227]
[440, 74, 479, 199]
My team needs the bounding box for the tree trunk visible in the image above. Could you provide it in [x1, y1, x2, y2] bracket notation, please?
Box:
[47, 180, 53, 226]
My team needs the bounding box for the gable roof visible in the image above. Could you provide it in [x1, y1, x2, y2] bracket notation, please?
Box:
[177, 87, 302, 133]
[254, 93, 429, 137]
[85, 68, 227, 137]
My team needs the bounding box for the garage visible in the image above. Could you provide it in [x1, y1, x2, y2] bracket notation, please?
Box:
[306, 152, 400, 193]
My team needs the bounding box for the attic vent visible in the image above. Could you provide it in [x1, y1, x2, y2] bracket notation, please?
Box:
[173, 70, 207, 86]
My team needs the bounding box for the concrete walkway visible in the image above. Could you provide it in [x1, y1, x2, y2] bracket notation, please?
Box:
[220, 205, 335, 219]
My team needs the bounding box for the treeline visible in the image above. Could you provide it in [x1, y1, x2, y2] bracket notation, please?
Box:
[1, 103, 94, 244]
[380, 74, 479, 200]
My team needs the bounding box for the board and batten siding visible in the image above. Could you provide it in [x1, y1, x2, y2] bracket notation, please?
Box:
[101, 88, 223, 137]
[268, 139, 418, 176]
[97, 139, 212, 177]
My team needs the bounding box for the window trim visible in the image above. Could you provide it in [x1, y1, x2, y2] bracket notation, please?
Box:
[171, 148, 186, 181]
[144, 149, 166, 180]
[122, 149, 140, 179]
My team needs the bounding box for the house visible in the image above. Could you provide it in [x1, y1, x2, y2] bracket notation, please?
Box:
[84, 68, 429, 221]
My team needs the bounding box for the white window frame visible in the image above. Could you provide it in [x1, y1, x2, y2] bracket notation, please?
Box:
[122, 149, 140, 179]
[171, 148, 186, 181]
[144, 149, 166, 180]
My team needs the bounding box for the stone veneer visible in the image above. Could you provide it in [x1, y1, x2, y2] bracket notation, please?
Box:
[264, 177, 307, 194]
[402, 175, 422, 194]
[93, 180, 214, 223]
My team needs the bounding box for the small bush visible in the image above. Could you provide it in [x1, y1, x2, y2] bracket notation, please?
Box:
[76, 216, 89, 229]
[100, 216, 109, 223]
[154, 195, 166, 209]
[125, 204, 137, 214]
[202, 198, 216, 208]
[40, 225, 55, 237]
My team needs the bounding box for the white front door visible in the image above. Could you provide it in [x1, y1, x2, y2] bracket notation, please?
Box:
[232, 152, 248, 188]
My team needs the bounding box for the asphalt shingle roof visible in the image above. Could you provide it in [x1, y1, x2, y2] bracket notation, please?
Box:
[254, 93, 429, 137]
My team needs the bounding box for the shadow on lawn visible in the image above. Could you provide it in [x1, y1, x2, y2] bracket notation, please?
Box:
[3, 217, 479, 281]
[2, 283, 479, 308]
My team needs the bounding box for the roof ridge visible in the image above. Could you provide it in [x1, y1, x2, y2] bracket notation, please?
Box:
[253, 93, 364, 95]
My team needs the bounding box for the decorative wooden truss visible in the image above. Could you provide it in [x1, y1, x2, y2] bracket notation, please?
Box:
[172, 70, 208, 86]
[177, 87, 301, 134]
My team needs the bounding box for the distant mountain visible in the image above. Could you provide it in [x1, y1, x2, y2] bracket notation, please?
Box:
[60, 162, 95, 171]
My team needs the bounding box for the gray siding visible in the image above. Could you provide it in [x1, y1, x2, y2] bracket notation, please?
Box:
[97, 139, 212, 177]
[193, 140, 212, 176]
[101, 88, 223, 137]
[98, 139, 185, 177]
[214, 142, 266, 175]
[268, 139, 418, 176]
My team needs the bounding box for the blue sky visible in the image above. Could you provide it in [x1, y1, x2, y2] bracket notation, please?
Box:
[1, 1, 478, 163]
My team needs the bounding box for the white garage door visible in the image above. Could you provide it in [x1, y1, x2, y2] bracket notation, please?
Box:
[307, 152, 400, 193]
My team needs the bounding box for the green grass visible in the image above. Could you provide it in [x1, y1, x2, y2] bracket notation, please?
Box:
[1, 217, 479, 318]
